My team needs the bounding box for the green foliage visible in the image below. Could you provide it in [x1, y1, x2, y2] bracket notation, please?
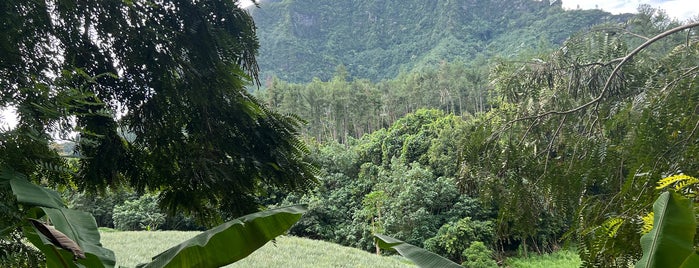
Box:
[7, 170, 116, 267]
[0, 0, 316, 225]
[112, 193, 165, 231]
[505, 249, 581, 268]
[251, 0, 629, 82]
[282, 110, 489, 253]
[635, 191, 695, 268]
[461, 241, 498, 268]
[137, 205, 307, 268]
[67, 189, 135, 228]
[424, 217, 494, 263]
[7, 168, 307, 267]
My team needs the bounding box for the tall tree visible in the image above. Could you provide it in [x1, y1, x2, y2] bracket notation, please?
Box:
[0, 0, 315, 223]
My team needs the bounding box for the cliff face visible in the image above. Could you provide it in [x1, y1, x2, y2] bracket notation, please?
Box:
[250, 0, 629, 82]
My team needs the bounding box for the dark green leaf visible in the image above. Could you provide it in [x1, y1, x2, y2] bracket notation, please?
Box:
[138, 205, 307, 268]
[374, 233, 462, 268]
[635, 191, 696, 268]
[9, 175, 65, 209]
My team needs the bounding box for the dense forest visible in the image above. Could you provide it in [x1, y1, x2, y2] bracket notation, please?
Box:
[250, 0, 630, 82]
[250, 3, 699, 267]
[2, 0, 699, 267]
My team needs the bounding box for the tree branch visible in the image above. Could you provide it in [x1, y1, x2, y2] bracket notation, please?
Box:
[507, 22, 699, 124]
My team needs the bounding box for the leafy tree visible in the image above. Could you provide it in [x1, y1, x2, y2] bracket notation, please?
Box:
[1, 0, 316, 265]
[461, 241, 498, 268]
[0, 0, 315, 224]
[424, 217, 495, 263]
[112, 193, 165, 231]
[478, 11, 699, 265]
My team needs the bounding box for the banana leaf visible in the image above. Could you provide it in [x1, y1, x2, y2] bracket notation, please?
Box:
[374, 233, 462, 268]
[10, 176, 116, 268]
[137, 204, 307, 268]
[635, 191, 696, 268]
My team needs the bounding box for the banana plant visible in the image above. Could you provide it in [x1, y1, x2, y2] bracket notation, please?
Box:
[6, 170, 306, 267]
[635, 191, 698, 268]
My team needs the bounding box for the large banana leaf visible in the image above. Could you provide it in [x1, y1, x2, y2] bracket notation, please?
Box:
[137, 204, 307, 268]
[681, 252, 699, 268]
[635, 191, 696, 268]
[374, 234, 462, 268]
[10, 176, 116, 268]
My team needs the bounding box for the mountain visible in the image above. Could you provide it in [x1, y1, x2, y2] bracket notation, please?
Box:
[249, 0, 631, 83]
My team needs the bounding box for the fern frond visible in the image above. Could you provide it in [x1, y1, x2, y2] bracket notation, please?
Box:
[601, 217, 624, 238]
[673, 177, 699, 191]
[656, 174, 695, 190]
[640, 211, 654, 234]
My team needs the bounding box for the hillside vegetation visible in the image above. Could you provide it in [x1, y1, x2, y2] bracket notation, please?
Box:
[250, 0, 630, 82]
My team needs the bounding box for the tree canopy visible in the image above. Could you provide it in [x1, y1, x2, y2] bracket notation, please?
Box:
[0, 0, 315, 223]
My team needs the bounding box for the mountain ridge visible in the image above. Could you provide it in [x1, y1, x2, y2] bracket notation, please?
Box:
[249, 0, 631, 82]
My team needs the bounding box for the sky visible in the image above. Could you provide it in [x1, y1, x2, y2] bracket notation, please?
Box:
[561, 0, 699, 21]
[2, 0, 698, 129]
[239, 0, 699, 21]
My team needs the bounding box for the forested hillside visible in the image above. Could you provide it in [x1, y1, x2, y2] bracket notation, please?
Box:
[255, 5, 699, 266]
[250, 0, 630, 82]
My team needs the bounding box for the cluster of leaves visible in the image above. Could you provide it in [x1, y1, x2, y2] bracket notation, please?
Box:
[278, 109, 572, 265]
[112, 193, 166, 231]
[423, 217, 495, 264]
[67, 190, 203, 231]
[250, 0, 629, 82]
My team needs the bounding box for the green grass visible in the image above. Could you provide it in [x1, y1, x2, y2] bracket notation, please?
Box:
[100, 230, 580, 267]
[100, 231, 414, 268]
[505, 249, 581, 268]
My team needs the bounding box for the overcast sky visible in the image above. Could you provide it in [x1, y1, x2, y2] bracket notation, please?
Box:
[240, 0, 698, 21]
[561, 0, 699, 20]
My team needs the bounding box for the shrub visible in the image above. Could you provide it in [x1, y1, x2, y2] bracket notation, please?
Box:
[424, 217, 494, 263]
[67, 189, 136, 228]
[461, 241, 498, 268]
[112, 193, 165, 231]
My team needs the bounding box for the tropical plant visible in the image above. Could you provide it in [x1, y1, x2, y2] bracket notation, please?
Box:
[635, 191, 697, 268]
[461, 241, 498, 268]
[5, 167, 307, 267]
[374, 234, 462, 268]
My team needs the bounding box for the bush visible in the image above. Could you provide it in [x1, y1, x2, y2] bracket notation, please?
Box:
[461, 241, 498, 268]
[424, 217, 494, 263]
[67, 189, 136, 228]
[112, 193, 165, 231]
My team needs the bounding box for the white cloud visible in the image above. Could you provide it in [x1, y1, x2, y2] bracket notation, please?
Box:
[561, 0, 699, 21]
[0, 106, 18, 130]
[239, 0, 255, 8]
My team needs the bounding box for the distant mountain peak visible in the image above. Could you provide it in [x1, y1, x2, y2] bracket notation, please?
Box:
[251, 0, 629, 83]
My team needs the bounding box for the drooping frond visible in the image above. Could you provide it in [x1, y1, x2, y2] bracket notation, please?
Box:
[601, 217, 624, 238]
[656, 174, 698, 190]
[640, 212, 654, 234]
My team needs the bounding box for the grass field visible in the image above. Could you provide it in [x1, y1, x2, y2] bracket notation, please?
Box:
[505, 250, 581, 268]
[100, 230, 413, 267]
[99, 230, 580, 267]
